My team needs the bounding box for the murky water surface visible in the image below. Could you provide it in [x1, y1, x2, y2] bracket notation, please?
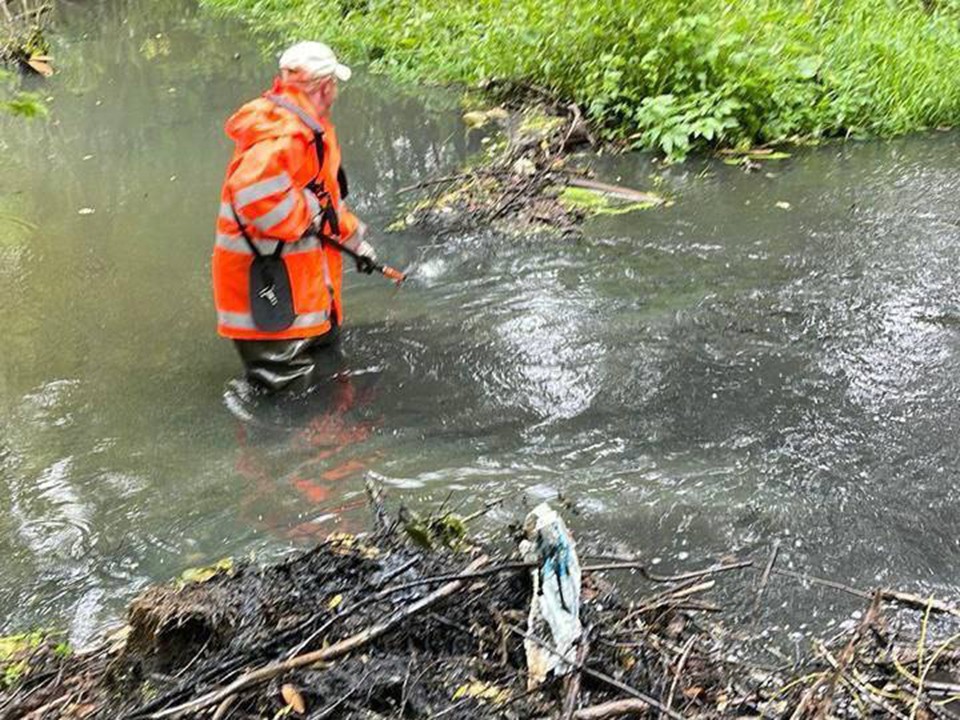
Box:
[3, 0, 960, 644]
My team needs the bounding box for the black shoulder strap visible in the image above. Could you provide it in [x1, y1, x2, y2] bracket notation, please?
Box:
[265, 94, 325, 175]
[230, 204, 283, 259]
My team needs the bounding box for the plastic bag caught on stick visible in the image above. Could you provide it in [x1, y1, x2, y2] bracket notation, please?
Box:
[519, 503, 582, 688]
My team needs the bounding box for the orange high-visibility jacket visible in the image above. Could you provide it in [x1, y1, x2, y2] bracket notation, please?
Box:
[212, 78, 361, 340]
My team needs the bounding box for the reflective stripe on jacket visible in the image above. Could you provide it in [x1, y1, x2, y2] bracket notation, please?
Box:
[212, 78, 360, 340]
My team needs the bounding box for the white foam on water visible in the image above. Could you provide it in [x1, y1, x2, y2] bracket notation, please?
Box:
[411, 257, 447, 282]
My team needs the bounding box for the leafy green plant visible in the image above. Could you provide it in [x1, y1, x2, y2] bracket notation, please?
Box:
[0, 70, 47, 118]
[204, 0, 960, 160]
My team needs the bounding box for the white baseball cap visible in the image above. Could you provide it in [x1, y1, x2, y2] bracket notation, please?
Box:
[279, 41, 352, 82]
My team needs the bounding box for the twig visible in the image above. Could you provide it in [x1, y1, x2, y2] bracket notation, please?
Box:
[127, 655, 252, 717]
[645, 560, 754, 583]
[814, 590, 882, 719]
[461, 495, 507, 523]
[574, 699, 650, 719]
[910, 599, 936, 720]
[753, 539, 781, 615]
[22, 694, 70, 720]
[314, 669, 372, 719]
[560, 631, 590, 720]
[877, 646, 960, 668]
[284, 556, 421, 659]
[630, 580, 716, 617]
[770, 567, 872, 600]
[816, 641, 910, 720]
[586, 557, 753, 583]
[378, 561, 530, 594]
[210, 694, 236, 720]
[506, 624, 687, 720]
[772, 567, 960, 619]
[883, 590, 960, 620]
[397, 173, 472, 194]
[663, 635, 696, 719]
[148, 556, 489, 718]
[172, 636, 211, 679]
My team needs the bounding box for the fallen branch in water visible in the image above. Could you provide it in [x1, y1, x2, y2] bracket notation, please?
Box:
[564, 176, 666, 205]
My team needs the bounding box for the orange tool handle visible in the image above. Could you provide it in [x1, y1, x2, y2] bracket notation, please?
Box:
[379, 265, 406, 284]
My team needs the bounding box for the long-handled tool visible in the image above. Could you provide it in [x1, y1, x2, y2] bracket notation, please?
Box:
[320, 234, 407, 285]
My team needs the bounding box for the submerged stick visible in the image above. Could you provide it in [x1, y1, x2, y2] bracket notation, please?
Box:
[753, 539, 781, 616]
[771, 568, 960, 619]
[584, 557, 753, 583]
[770, 567, 872, 601]
[147, 555, 489, 719]
[565, 176, 665, 205]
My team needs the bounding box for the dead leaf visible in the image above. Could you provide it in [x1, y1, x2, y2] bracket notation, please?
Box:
[452, 681, 509, 705]
[682, 686, 704, 699]
[281, 684, 306, 714]
[26, 59, 54, 77]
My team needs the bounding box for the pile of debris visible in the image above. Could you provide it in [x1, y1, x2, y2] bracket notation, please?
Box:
[3, 495, 960, 719]
[392, 95, 666, 237]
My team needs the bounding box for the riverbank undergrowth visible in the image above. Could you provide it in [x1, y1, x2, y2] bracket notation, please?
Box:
[204, 0, 960, 161]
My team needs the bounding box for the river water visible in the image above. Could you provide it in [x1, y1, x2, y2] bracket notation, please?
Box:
[2, 0, 960, 645]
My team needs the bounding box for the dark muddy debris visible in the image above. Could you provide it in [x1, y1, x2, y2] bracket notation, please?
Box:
[4, 504, 960, 719]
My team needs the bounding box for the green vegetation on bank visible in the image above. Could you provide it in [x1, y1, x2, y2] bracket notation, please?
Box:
[205, 0, 960, 160]
[0, 70, 46, 117]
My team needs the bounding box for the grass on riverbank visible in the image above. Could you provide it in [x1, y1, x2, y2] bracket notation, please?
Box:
[204, 0, 960, 160]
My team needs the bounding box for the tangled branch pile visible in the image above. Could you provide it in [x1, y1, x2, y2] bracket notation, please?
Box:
[3, 501, 960, 719]
[394, 98, 664, 237]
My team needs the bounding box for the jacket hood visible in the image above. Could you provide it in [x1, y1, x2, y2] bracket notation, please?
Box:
[224, 78, 318, 151]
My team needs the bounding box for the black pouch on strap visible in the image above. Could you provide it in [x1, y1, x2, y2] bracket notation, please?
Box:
[232, 206, 296, 332]
[249, 246, 295, 332]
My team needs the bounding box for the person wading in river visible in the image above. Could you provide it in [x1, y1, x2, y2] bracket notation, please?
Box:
[213, 41, 377, 393]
